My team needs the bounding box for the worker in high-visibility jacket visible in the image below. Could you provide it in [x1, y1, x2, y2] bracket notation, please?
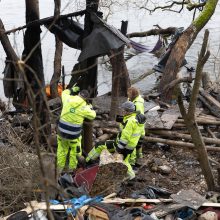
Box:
[86, 101, 146, 179]
[127, 87, 145, 165]
[127, 87, 145, 114]
[57, 88, 96, 173]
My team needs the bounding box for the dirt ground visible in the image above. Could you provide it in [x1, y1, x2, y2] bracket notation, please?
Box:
[119, 143, 220, 197]
[1, 108, 220, 216]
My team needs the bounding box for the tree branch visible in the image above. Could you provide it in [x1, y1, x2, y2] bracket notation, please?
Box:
[139, 0, 206, 14]
[127, 27, 177, 38]
[4, 10, 85, 35]
[140, 0, 189, 13]
[188, 29, 210, 115]
[164, 76, 193, 92]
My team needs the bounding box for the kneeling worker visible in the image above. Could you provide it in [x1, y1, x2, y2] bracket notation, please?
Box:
[86, 101, 146, 179]
[57, 87, 96, 174]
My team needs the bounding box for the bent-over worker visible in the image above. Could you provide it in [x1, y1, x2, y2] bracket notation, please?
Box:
[86, 101, 146, 179]
[57, 88, 96, 173]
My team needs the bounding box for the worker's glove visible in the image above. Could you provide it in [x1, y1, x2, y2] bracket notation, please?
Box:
[116, 115, 123, 123]
[116, 142, 133, 159]
[70, 86, 80, 95]
[72, 86, 80, 92]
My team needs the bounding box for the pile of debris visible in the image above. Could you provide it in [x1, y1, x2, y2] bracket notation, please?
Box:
[3, 186, 220, 219]
[1, 74, 220, 219]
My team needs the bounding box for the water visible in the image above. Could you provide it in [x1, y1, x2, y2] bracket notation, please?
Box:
[0, 1, 220, 100]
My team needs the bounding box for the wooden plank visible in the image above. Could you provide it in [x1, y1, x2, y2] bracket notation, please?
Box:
[202, 202, 220, 207]
[86, 207, 109, 220]
[152, 203, 186, 218]
[160, 108, 180, 129]
[103, 198, 173, 204]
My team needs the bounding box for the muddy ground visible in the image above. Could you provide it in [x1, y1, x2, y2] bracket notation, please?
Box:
[1, 105, 220, 215]
[119, 144, 220, 197]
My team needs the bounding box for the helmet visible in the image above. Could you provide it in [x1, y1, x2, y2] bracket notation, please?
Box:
[121, 101, 135, 112]
[79, 90, 89, 100]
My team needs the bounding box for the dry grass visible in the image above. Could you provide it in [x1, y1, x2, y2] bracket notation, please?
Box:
[0, 120, 42, 216]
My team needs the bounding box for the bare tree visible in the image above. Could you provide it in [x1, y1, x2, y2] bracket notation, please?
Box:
[158, 0, 219, 103]
[177, 30, 216, 190]
[22, 0, 50, 140]
[50, 0, 63, 98]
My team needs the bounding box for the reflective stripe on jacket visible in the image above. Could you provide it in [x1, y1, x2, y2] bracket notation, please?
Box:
[58, 89, 96, 139]
[58, 119, 82, 139]
[117, 113, 145, 150]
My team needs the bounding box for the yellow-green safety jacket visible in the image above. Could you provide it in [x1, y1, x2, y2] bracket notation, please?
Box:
[117, 112, 145, 151]
[58, 89, 96, 139]
[132, 95, 145, 114]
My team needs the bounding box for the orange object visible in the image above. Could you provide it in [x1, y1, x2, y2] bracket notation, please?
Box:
[45, 83, 66, 98]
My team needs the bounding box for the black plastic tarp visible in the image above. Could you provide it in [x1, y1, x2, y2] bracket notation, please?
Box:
[45, 13, 130, 61]
[153, 27, 187, 73]
[45, 18, 84, 49]
[78, 13, 130, 61]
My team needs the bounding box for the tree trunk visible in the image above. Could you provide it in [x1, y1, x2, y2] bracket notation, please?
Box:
[177, 30, 216, 191]
[185, 118, 215, 190]
[109, 49, 120, 120]
[159, 0, 219, 103]
[23, 0, 50, 141]
[50, 0, 63, 98]
[82, 0, 99, 154]
[109, 21, 130, 120]
[69, 0, 99, 97]
[0, 19, 25, 107]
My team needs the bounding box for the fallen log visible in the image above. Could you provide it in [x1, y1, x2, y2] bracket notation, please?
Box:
[176, 118, 220, 125]
[144, 136, 220, 152]
[200, 89, 220, 109]
[205, 126, 217, 139]
[96, 133, 113, 142]
[93, 121, 119, 129]
[198, 92, 220, 118]
[198, 114, 220, 121]
[149, 130, 220, 145]
[102, 128, 119, 134]
[172, 123, 186, 128]
[102, 128, 220, 151]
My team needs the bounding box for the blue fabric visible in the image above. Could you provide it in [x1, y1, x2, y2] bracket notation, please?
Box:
[177, 208, 194, 219]
[50, 195, 103, 216]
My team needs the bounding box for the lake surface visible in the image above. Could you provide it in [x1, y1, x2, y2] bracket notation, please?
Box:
[0, 1, 220, 100]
